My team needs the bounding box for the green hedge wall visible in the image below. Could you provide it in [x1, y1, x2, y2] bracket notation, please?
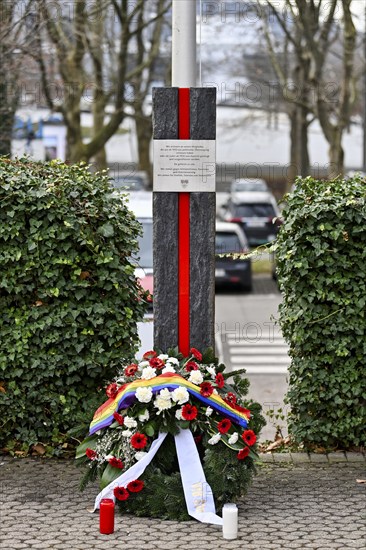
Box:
[276, 175, 366, 449]
[0, 158, 147, 451]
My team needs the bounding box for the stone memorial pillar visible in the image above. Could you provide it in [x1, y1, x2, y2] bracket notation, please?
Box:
[152, 0, 216, 356]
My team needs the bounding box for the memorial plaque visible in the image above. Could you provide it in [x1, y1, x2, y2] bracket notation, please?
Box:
[153, 140, 216, 192]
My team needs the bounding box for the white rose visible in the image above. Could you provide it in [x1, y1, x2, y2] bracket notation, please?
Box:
[138, 361, 149, 368]
[171, 387, 190, 405]
[166, 357, 179, 365]
[135, 386, 153, 403]
[208, 433, 221, 445]
[135, 451, 147, 461]
[206, 366, 216, 378]
[138, 410, 150, 422]
[158, 354, 169, 360]
[122, 429, 133, 438]
[124, 416, 137, 429]
[228, 432, 239, 445]
[205, 406, 213, 417]
[162, 365, 176, 374]
[175, 408, 184, 420]
[140, 366, 157, 380]
[188, 370, 204, 385]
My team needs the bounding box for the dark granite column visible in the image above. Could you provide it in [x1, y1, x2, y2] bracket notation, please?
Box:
[152, 87, 216, 353]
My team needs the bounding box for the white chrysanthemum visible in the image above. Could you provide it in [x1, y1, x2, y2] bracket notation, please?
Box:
[166, 357, 179, 365]
[175, 408, 184, 420]
[122, 429, 133, 438]
[206, 366, 216, 378]
[154, 395, 173, 413]
[205, 406, 213, 417]
[135, 451, 147, 461]
[138, 361, 149, 368]
[162, 365, 176, 374]
[208, 433, 221, 445]
[171, 387, 190, 405]
[159, 388, 172, 400]
[124, 416, 137, 429]
[135, 386, 153, 403]
[158, 354, 169, 360]
[188, 370, 204, 385]
[138, 410, 150, 422]
[140, 366, 157, 380]
[228, 432, 239, 445]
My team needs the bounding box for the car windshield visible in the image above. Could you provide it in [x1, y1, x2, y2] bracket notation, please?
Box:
[112, 176, 145, 191]
[215, 232, 242, 254]
[136, 219, 153, 268]
[234, 203, 275, 218]
[232, 180, 268, 192]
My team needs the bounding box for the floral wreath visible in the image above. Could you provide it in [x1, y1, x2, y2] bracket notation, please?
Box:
[76, 348, 265, 521]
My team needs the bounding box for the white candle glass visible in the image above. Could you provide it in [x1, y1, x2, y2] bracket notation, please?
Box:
[222, 503, 238, 540]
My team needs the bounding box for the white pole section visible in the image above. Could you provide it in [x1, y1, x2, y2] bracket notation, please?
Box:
[172, 0, 197, 88]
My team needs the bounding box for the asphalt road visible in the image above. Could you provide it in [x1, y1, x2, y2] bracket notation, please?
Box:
[215, 275, 289, 442]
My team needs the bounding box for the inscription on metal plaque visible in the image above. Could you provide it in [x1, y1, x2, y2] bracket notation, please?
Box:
[153, 140, 216, 192]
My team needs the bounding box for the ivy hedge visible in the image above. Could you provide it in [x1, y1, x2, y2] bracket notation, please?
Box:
[276, 175, 366, 449]
[0, 158, 147, 453]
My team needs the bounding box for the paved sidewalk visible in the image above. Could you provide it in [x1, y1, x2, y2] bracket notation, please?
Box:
[0, 454, 365, 550]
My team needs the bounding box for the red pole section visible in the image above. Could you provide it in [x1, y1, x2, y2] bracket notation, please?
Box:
[178, 88, 190, 356]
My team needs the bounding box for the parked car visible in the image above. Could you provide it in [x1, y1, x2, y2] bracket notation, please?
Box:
[230, 178, 268, 194]
[215, 221, 252, 291]
[111, 171, 149, 192]
[218, 192, 282, 247]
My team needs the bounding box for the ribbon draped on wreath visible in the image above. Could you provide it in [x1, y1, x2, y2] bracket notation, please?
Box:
[93, 429, 223, 525]
[89, 372, 249, 435]
[89, 372, 250, 525]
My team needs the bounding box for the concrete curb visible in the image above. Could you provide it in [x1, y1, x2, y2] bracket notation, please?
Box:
[259, 450, 365, 464]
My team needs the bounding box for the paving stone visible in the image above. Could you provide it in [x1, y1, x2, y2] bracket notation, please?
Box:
[290, 452, 311, 463]
[345, 452, 366, 462]
[309, 452, 329, 463]
[327, 451, 348, 462]
[271, 452, 292, 463]
[258, 453, 274, 463]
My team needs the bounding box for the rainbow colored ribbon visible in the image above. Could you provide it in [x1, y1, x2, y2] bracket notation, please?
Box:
[89, 372, 248, 435]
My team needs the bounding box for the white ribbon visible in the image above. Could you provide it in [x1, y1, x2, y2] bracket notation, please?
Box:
[93, 429, 223, 525]
[93, 432, 167, 511]
[174, 429, 223, 525]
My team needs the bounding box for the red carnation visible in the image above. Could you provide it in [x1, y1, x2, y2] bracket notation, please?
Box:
[218, 418, 232, 434]
[185, 361, 199, 372]
[182, 404, 198, 421]
[108, 457, 124, 469]
[130, 433, 148, 450]
[113, 412, 124, 426]
[200, 381, 214, 398]
[124, 363, 138, 377]
[237, 447, 250, 460]
[224, 392, 237, 405]
[113, 486, 129, 501]
[242, 429, 257, 446]
[85, 448, 97, 460]
[190, 347, 202, 361]
[106, 383, 118, 399]
[149, 357, 165, 369]
[127, 480, 144, 493]
[215, 372, 225, 389]
[143, 350, 157, 360]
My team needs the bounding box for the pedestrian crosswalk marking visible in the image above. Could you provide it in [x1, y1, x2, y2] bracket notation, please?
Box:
[224, 331, 290, 374]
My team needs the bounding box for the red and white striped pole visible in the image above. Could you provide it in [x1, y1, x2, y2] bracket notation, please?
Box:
[172, 0, 197, 356]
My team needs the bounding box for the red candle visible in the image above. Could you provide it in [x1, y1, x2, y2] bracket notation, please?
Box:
[99, 498, 115, 535]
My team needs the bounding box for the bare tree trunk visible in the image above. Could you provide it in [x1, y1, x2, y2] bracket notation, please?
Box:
[134, 106, 153, 186]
